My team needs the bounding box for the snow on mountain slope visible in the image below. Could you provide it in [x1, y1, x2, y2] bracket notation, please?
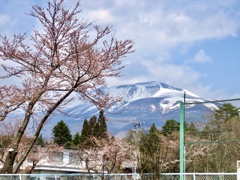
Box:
[66, 81, 186, 116]
[66, 81, 217, 117]
[104, 81, 214, 115]
[54, 81, 218, 137]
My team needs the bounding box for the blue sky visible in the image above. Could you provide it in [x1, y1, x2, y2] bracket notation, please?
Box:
[1, 0, 240, 99]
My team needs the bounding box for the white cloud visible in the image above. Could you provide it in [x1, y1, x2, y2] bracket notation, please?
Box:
[144, 62, 202, 85]
[100, 0, 240, 99]
[0, 14, 17, 32]
[138, 10, 161, 26]
[1, 0, 240, 99]
[114, 0, 139, 7]
[77, 0, 240, 58]
[193, 50, 211, 63]
[0, 15, 11, 26]
[86, 9, 114, 24]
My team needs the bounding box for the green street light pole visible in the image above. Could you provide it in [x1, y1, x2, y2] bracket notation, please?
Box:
[180, 101, 185, 174]
[180, 91, 186, 177]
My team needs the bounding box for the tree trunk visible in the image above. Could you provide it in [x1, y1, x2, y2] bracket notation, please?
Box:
[0, 150, 17, 173]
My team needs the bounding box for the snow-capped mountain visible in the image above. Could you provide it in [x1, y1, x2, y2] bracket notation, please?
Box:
[45, 81, 217, 137]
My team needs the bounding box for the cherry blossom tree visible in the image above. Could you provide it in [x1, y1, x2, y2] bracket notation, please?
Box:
[0, 0, 134, 173]
[82, 136, 135, 174]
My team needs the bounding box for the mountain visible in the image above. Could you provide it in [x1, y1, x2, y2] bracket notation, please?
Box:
[44, 81, 218, 138]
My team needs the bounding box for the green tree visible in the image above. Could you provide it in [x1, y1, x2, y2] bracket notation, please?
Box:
[139, 123, 161, 176]
[73, 132, 81, 146]
[89, 116, 97, 136]
[97, 110, 108, 140]
[81, 118, 98, 148]
[147, 123, 161, 153]
[36, 134, 44, 147]
[161, 119, 180, 136]
[214, 103, 239, 122]
[80, 111, 109, 148]
[81, 119, 90, 141]
[52, 120, 72, 148]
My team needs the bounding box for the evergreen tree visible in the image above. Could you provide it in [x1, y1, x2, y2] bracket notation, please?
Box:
[52, 120, 72, 148]
[36, 134, 44, 146]
[139, 123, 161, 156]
[80, 111, 109, 148]
[97, 110, 108, 140]
[81, 119, 94, 148]
[161, 119, 180, 136]
[93, 120, 100, 138]
[214, 103, 239, 122]
[73, 132, 81, 146]
[139, 123, 161, 175]
[89, 116, 97, 136]
[147, 123, 161, 153]
[81, 119, 90, 143]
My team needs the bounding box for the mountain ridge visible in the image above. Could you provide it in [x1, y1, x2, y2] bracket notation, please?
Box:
[44, 81, 217, 137]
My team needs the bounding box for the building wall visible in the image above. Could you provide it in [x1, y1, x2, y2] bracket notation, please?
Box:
[23, 148, 90, 174]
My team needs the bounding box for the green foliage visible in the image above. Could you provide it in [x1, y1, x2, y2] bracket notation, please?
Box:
[139, 123, 161, 175]
[89, 116, 97, 136]
[73, 132, 81, 146]
[93, 121, 100, 138]
[214, 103, 239, 122]
[161, 119, 180, 136]
[97, 110, 108, 140]
[81, 119, 90, 142]
[52, 120, 72, 148]
[140, 123, 161, 156]
[36, 134, 45, 146]
[80, 119, 92, 148]
[162, 119, 197, 137]
[80, 110, 108, 149]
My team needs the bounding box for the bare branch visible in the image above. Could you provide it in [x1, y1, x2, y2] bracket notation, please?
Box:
[0, 0, 134, 173]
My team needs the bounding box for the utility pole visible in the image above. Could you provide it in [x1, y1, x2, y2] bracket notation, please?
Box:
[131, 115, 144, 180]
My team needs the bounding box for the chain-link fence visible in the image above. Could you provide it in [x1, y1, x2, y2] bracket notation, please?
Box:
[159, 173, 238, 180]
[0, 173, 139, 180]
[0, 173, 239, 180]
